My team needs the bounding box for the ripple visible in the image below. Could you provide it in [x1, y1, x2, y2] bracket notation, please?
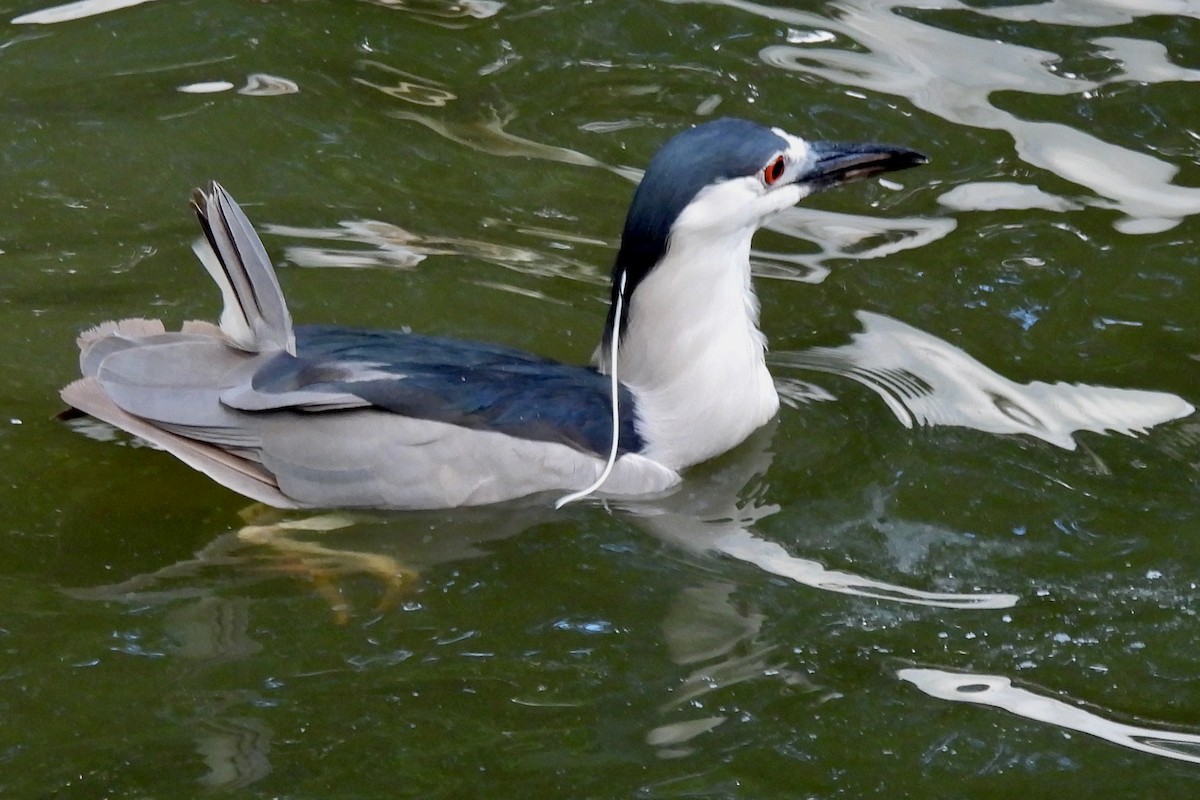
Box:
[738, 0, 1200, 232]
[775, 311, 1195, 450]
[938, 181, 1083, 213]
[899, 666, 1200, 765]
[973, 0, 1200, 27]
[708, 529, 1019, 608]
[238, 73, 299, 97]
[264, 219, 600, 284]
[12, 0, 157, 24]
[358, 0, 503, 27]
[354, 60, 456, 107]
[177, 81, 235, 95]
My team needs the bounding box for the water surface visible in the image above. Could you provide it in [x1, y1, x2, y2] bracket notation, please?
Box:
[2, 0, 1200, 796]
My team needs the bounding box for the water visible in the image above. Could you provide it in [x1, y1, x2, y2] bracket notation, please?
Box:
[2, 0, 1200, 795]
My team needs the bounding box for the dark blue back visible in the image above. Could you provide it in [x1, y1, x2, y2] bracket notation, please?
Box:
[247, 324, 644, 457]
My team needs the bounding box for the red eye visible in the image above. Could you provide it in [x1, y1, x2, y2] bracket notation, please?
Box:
[763, 156, 786, 186]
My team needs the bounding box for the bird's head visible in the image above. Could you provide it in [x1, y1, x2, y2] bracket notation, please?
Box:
[604, 117, 927, 343]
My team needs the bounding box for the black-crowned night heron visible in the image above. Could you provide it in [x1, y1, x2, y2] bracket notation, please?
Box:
[61, 117, 926, 509]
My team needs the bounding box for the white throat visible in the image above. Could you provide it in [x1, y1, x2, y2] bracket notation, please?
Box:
[601, 214, 780, 471]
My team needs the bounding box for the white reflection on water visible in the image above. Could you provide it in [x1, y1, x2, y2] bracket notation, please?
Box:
[11, 0, 502, 26]
[758, 207, 956, 284]
[354, 57, 955, 277]
[634, 427, 1016, 751]
[359, 0, 503, 27]
[387, 105, 642, 180]
[638, 505, 1018, 610]
[899, 667, 1200, 765]
[269, 184, 943, 289]
[269, 204, 946, 291]
[972, 0, 1199, 27]
[263, 218, 603, 288]
[177, 81, 235, 96]
[11, 0, 156, 24]
[624, 422, 1019, 610]
[674, 0, 1200, 233]
[775, 311, 1195, 450]
[938, 181, 1083, 213]
[238, 73, 300, 97]
[177, 75, 301, 97]
[354, 61, 456, 107]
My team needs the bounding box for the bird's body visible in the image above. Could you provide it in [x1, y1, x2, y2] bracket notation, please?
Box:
[62, 118, 925, 510]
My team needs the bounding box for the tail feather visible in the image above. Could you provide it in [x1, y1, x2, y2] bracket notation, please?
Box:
[191, 182, 294, 355]
[60, 377, 301, 509]
[77, 318, 167, 376]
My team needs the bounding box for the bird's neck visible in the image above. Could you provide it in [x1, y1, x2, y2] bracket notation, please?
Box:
[603, 230, 780, 470]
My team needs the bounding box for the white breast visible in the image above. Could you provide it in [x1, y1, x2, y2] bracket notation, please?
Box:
[610, 190, 781, 470]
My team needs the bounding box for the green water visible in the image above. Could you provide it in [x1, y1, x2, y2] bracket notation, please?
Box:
[2, 0, 1200, 796]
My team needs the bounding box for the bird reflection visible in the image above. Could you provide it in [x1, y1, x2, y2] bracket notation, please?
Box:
[64, 411, 1016, 783]
[647, 581, 814, 758]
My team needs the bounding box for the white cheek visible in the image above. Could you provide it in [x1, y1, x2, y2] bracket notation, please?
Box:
[672, 178, 762, 233]
[767, 182, 807, 213]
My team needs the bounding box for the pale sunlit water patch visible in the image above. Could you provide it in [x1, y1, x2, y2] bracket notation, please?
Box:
[973, 0, 1200, 27]
[775, 311, 1195, 450]
[512, 223, 606, 250]
[697, 528, 1019, 609]
[578, 119, 643, 134]
[759, 208, 956, 281]
[194, 712, 273, 790]
[750, 251, 830, 284]
[899, 667, 1200, 765]
[742, 0, 1200, 232]
[694, 93, 722, 115]
[774, 376, 837, 407]
[265, 220, 601, 283]
[1092, 36, 1200, 85]
[389, 105, 640, 180]
[177, 75, 299, 96]
[354, 60, 456, 107]
[938, 181, 1083, 213]
[358, 0, 503, 27]
[267, 220, 432, 270]
[625, 427, 1019, 610]
[470, 279, 571, 306]
[11, 0, 155, 24]
[178, 81, 235, 95]
[238, 74, 299, 97]
[64, 416, 154, 446]
[361, 61, 651, 175]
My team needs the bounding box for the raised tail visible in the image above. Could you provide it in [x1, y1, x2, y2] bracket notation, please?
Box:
[191, 181, 295, 355]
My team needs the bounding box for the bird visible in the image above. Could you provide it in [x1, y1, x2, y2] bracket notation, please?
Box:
[61, 117, 927, 510]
